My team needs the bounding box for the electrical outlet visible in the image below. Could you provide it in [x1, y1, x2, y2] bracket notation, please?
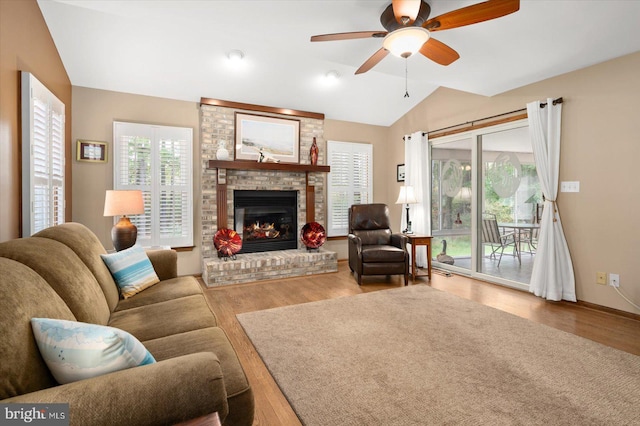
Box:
[596, 272, 607, 285]
[608, 273, 620, 288]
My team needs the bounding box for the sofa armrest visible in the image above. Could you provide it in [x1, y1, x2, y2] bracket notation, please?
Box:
[4, 352, 228, 425]
[146, 249, 178, 280]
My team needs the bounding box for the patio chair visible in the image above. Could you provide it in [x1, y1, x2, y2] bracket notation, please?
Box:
[481, 212, 520, 267]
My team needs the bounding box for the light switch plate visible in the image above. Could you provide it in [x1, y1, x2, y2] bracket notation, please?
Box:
[560, 181, 580, 192]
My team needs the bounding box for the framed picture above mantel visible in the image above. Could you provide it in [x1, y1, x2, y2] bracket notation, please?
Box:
[235, 113, 300, 164]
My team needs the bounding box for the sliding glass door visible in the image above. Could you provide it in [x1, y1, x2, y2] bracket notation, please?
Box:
[430, 120, 539, 288]
[478, 126, 540, 285]
[431, 137, 473, 273]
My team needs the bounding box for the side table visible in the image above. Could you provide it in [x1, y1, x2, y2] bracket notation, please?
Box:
[404, 234, 432, 281]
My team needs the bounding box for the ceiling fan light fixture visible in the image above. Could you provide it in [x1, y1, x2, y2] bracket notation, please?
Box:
[382, 26, 429, 58]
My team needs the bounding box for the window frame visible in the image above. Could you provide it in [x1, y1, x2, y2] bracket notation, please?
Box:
[326, 140, 373, 237]
[112, 121, 194, 248]
[21, 72, 65, 236]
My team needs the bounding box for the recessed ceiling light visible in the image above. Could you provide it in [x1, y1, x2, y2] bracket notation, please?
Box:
[325, 70, 340, 81]
[227, 50, 244, 62]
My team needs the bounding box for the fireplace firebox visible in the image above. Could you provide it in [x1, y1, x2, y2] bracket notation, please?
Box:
[234, 190, 298, 253]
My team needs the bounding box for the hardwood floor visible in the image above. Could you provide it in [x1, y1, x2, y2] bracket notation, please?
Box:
[201, 261, 640, 426]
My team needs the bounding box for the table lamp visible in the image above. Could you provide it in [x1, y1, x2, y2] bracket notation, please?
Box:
[104, 190, 144, 251]
[396, 186, 417, 234]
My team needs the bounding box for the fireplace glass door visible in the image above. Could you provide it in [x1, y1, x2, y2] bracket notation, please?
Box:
[234, 190, 297, 253]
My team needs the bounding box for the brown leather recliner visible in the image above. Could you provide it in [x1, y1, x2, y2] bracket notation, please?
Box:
[348, 203, 409, 285]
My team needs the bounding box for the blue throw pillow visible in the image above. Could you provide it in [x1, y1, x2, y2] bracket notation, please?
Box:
[31, 318, 156, 384]
[100, 245, 160, 298]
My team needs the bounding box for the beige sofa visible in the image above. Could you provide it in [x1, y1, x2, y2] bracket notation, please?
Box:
[0, 223, 254, 425]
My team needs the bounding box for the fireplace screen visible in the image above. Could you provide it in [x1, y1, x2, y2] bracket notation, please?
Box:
[234, 190, 298, 253]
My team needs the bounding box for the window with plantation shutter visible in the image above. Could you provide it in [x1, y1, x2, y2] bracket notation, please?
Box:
[113, 122, 193, 248]
[21, 72, 65, 236]
[327, 141, 373, 236]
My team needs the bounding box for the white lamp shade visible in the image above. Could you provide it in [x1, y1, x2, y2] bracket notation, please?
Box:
[103, 190, 144, 217]
[383, 27, 430, 58]
[396, 186, 418, 205]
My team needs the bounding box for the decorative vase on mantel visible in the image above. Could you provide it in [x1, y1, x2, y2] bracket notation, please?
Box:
[310, 137, 319, 166]
[216, 140, 230, 161]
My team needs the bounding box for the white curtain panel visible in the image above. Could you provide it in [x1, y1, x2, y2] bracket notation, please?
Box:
[402, 131, 431, 268]
[527, 99, 576, 301]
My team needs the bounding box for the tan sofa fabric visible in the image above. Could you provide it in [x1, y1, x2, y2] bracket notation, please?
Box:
[143, 327, 255, 426]
[35, 223, 120, 312]
[0, 238, 111, 325]
[4, 353, 229, 425]
[0, 258, 76, 399]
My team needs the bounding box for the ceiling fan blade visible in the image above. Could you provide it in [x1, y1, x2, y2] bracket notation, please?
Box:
[392, 0, 421, 25]
[311, 31, 387, 42]
[423, 0, 519, 32]
[419, 38, 460, 66]
[355, 48, 389, 74]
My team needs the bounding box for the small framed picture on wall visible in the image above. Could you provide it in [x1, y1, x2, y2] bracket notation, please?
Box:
[397, 164, 405, 182]
[77, 140, 107, 163]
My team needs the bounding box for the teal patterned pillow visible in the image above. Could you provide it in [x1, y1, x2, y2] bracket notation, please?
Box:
[101, 245, 160, 298]
[31, 318, 156, 384]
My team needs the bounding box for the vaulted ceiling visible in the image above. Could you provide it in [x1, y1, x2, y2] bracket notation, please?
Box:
[38, 0, 640, 126]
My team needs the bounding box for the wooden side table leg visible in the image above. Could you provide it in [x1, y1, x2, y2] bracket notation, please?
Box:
[411, 242, 417, 281]
[427, 240, 432, 280]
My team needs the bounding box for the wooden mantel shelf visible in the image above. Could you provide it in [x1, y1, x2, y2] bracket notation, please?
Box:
[208, 160, 330, 173]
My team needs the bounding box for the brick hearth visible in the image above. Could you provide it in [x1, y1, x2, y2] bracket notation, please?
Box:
[203, 249, 337, 286]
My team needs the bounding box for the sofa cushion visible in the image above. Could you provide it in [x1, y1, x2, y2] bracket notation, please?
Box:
[108, 295, 217, 341]
[35, 223, 121, 313]
[114, 276, 203, 312]
[0, 258, 76, 399]
[0, 238, 111, 325]
[143, 327, 254, 426]
[101, 245, 160, 299]
[31, 318, 156, 384]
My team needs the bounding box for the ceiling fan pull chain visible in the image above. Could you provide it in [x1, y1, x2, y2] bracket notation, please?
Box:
[404, 58, 410, 98]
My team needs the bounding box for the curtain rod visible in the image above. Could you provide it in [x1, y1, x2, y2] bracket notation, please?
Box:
[402, 97, 563, 140]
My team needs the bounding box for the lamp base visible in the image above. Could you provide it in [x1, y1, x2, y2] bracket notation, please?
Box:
[111, 216, 138, 251]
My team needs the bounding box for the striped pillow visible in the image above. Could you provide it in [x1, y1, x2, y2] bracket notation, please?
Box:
[31, 318, 156, 384]
[101, 245, 160, 298]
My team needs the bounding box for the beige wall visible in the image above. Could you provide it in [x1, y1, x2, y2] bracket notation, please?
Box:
[388, 51, 640, 314]
[323, 119, 391, 259]
[0, 0, 72, 241]
[71, 86, 201, 275]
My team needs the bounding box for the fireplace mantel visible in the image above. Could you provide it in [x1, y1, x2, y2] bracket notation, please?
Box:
[207, 160, 330, 173]
[208, 160, 329, 229]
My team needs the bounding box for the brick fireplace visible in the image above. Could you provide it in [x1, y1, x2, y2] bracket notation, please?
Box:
[199, 100, 337, 286]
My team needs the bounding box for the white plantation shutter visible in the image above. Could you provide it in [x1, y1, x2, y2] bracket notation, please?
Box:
[113, 122, 193, 247]
[21, 72, 65, 236]
[327, 141, 373, 236]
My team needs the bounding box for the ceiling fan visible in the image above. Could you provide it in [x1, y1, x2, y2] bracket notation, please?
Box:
[310, 0, 520, 74]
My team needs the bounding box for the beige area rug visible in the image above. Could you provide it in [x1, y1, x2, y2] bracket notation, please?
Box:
[237, 285, 640, 425]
